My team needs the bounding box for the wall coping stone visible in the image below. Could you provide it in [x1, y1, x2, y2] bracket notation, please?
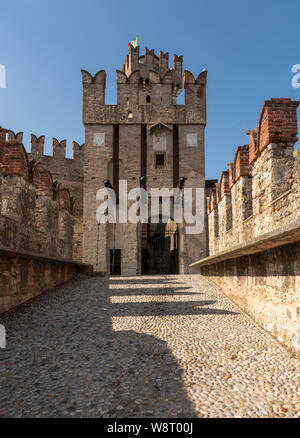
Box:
[190, 218, 300, 267]
[0, 245, 92, 271]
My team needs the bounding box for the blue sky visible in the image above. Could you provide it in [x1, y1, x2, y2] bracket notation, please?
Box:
[0, 0, 299, 179]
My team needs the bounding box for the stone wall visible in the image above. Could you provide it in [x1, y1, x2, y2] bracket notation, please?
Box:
[207, 99, 300, 255]
[200, 242, 300, 357]
[82, 46, 207, 274]
[0, 127, 87, 313]
[192, 98, 300, 357]
[0, 250, 84, 314]
[27, 133, 84, 261]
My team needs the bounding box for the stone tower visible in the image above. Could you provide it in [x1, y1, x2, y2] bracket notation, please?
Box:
[82, 46, 207, 275]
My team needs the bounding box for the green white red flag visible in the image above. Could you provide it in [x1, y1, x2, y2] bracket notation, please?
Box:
[128, 37, 138, 50]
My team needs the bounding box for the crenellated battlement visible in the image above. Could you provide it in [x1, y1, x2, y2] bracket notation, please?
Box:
[184, 69, 207, 107]
[206, 98, 299, 256]
[0, 128, 84, 261]
[122, 46, 182, 79]
[7, 130, 24, 144]
[82, 46, 207, 117]
[81, 69, 106, 85]
[1, 129, 30, 181]
[193, 98, 300, 357]
[0, 128, 86, 313]
[26, 132, 84, 163]
[0, 137, 78, 314]
[118, 46, 184, 105]
[0, 129, 73, 211]
[31, 134, 45, 157]
[0, 129, 85, 163]
[72, 141, 84, 159]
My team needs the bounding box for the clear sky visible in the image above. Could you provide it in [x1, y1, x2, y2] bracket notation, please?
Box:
[0, 0, 299, 179]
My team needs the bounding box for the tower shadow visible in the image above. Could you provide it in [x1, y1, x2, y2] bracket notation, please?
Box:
[0, 276, 213, 418]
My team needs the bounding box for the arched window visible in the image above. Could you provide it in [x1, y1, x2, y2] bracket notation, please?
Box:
[128, 111, 133, 119]
[145, 78, 150, 85]
[146, 95, 151, 103]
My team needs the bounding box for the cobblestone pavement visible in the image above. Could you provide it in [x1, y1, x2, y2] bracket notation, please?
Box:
[0, 275, 299, 418]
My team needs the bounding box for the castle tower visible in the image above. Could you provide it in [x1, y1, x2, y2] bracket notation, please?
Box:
[82, 46, 207, 275]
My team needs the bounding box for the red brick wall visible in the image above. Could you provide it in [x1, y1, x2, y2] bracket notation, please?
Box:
[0, 128, 6, 164]
[258, 98, 299, 152]
[1, 142, 29, 180]
[234, 145, 250, 180]
[33, 165, 54, 198]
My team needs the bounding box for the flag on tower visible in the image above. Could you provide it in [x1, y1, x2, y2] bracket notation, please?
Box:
[128, 37, 138, 50]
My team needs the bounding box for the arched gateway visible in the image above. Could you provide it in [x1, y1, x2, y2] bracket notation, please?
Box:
[141, 218, 179, 275]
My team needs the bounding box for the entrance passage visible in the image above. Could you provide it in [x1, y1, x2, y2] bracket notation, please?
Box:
[110, 249, 121, 275]
[141, 219, 178, 275]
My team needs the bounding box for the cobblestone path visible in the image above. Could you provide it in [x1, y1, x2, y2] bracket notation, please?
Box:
[0, 275, 299, 418]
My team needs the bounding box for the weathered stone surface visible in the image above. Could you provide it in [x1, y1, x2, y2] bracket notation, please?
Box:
[28, 137, 84, 262]
[0, 251, 82, 314]
[199, 242, 300, 357]
[82, 47, 207, 275]
[0, 129, 84, 312]
[197, 99, 300, 358]
[0, 275, 299, 418]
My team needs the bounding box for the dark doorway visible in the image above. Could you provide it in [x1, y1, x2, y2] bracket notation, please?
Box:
[110, 249, 121, 275]
[142, 248, 150, 275]
[141, 219, 179, 275]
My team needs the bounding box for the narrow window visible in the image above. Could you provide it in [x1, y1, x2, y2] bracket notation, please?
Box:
[146, 95, 151, 103]
[128, 111, 133, 119]
[155, 153, 165, 167]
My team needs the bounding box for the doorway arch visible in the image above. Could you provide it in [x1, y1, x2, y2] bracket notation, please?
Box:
[141, 217, 179, 275]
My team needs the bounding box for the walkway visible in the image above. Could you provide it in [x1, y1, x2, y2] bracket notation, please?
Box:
[0, 275, 299, 417]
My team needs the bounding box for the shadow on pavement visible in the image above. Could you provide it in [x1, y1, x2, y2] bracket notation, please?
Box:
[0, 276, 237, 418]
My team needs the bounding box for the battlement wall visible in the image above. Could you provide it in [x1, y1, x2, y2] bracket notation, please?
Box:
[207, 98, 299, 255]
[0, 127, 88, 313]
[123, 46, 183, 79]
[25, 131, 84, 261]
[27, 134, 83, 180]
[82, 46, 206, 114]
[0, 128, 74, 259]
[192, 98, 300, 357]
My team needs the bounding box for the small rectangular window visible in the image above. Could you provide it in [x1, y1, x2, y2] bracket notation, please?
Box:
[155, 153, 165, 167]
